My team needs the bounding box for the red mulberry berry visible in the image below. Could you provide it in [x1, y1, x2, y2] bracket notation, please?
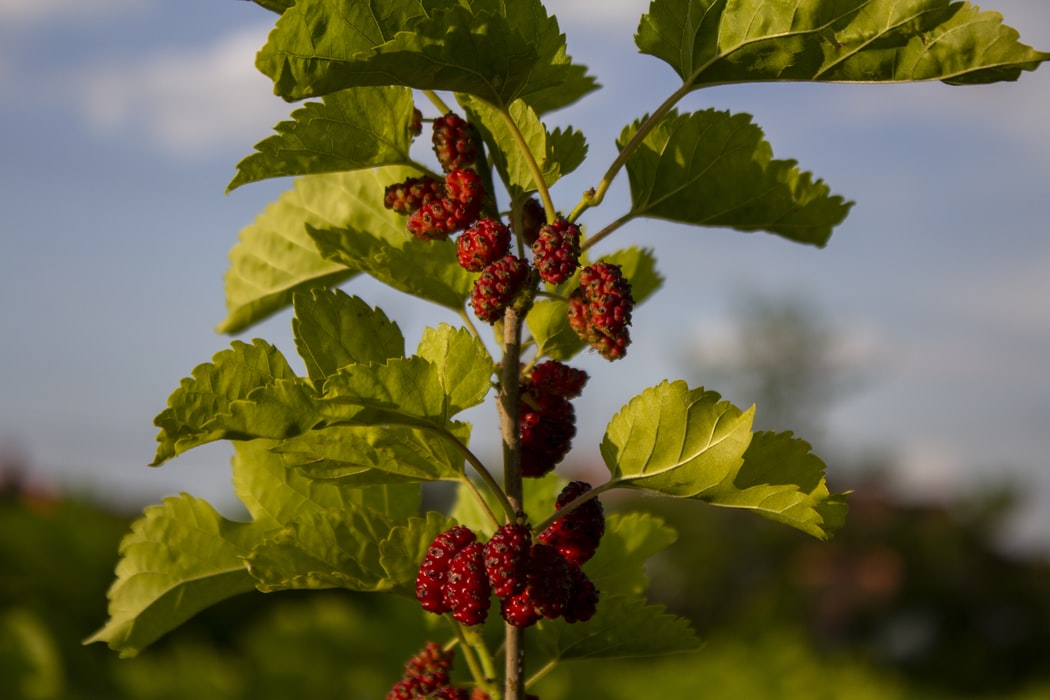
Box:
[470, 255, 533, 324]
[524, 360, 588, 400]
[567, 262, 634, 361]
[483, 523, 531, 598]
[525, 543, 572, 619]
[531, 218, 581, 285]
[416, 526, 476, 614]
[444, 541, 491, 626]
[403, 642, 453, 678]
[433, 113, 480, 172]
[500, 588, 542, 629]
[457, 218, 511, 272]
[384, 175, 444, 215]
[409, 107, 423, 138]
[562, 564, 599, 624]
[538, 481, 605, 566]
[387, 671, 449, 700]
[519, 395, 575, 478]
[407, 198, 458, 241]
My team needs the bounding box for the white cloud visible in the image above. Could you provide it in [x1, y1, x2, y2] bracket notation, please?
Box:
[77, 25, 292, 159]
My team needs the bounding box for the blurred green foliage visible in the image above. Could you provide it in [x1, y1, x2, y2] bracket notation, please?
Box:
[2, 472, 1049, 700]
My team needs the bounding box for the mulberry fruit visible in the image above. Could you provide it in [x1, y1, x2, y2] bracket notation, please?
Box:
[524, 360, 588, 400]
[416, 526, 476, 614]
[457, 218, 511, 272]
[531, 218, 581, 285]
[384, 175, 444, 215]
[567, 262, 634, 360]
[433, 112, 480, 172]
[443, 541, 491, 626]
[470, 255, 533, 323]
[483, 522, 531, 598]
[538, 481, 605, 566]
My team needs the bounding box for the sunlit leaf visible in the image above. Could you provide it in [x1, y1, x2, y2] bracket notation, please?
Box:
[152, 339, 297, 465]
[85, 495, 269, 657]
[292, 289, 405, 385]
[584, 512, 678, 597]
[245, 505, 394, 592]
[379, 511, 458, 596]
[228, 86, 417, 191]
[619, 109, 852, 247]
[256, 0, 596, 113]
[600, 381, 845, 539]
[636, 0, 1049, 89]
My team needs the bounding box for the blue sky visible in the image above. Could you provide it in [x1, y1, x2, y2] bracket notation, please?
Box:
[1, 1, 1048, 551]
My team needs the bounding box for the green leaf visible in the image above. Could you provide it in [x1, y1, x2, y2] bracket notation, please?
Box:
[84, 495, 269, 657]
[379, 511, 458, 596]
[152, 339, 297, 465]
[228, 86, 417, 191]
[292, 289, 405, 386]
[535, 593, 700, 661]
[600, 381, 845, 539]
[256, 0, 596, 112]
[619, 109, 852, 247]
[272, 422, 471, 483]
[245, 505, 395, 593]
[636, 0, 1049, 89]
[460, 96, 587, 198]
[304, 167, 476, 310]
[584, 512, 678, 597]
[231, 440, 421, 528]
[704, 430, 849, 539]
[322, 324, 493, 427]
[219, 178, 359, 334]
[415, 324, 495, 417]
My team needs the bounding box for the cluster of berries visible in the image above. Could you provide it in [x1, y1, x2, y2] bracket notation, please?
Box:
[385, 109, 636, 357]
[415, 482, 604, 629]
[386, 642, 465, 699]
[384, 112, 486, 241]
[519, 360, 588, 478]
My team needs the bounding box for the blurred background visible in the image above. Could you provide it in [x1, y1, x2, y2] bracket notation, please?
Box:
[2, 0, 1048, 698]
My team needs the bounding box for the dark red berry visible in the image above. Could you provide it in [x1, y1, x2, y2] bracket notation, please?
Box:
[409, 107, 423, 138]
[470, 255, 533, 324]
[444, 541, 491, 626]
[403, 642, 453, 678]
[538, 481, 605, 566]
[519, 395, 575, 478]
[524, 543, 572, 619]
[500, 588, 542, 629]
[562, 564, 599, 623]
[524, 360, 588, 400]
[531, 218, 581, 285]
[483, 523, 532, 598]
[457, 218, 511, 272]
[433, 113, 480, 172]
[384, 175, 444, 215]
[416, 526, 476, 614]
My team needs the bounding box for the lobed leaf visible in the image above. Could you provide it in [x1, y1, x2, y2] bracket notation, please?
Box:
[619, 109, 852, 247]
[152, 339, 297, 465]
[600, 380, 845, 539]
[245, 505, 395, 593]
[84, 495, 270, 657]
[636, 0, 1049, 89]
[219, 178, 360, 335]
[304, 167, 476, 311]
[584, 512, 678, 597]
[227, 86, 417, 191]
[291, 289, 405, 386]
[256, 0, 596, 113]
[231, 439, 422, 529]
[535, 593, 700, 661]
